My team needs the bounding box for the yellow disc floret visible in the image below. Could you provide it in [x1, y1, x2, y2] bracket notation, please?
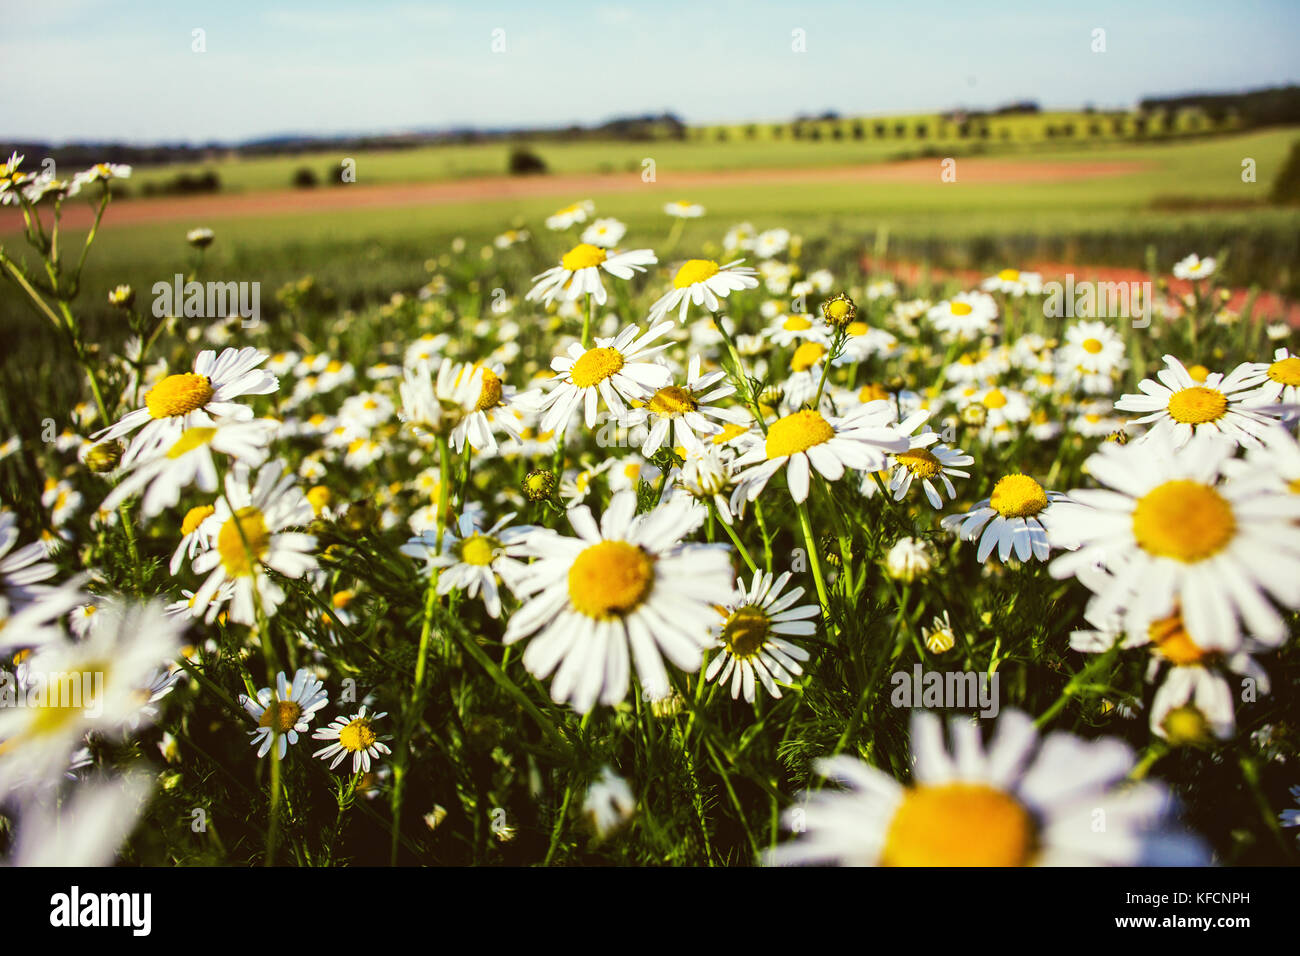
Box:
[990, 475, 1049, 518]
[791, 341, 826, 372]
[145, 373, 214, 419]
[1132, 480, 1235, 563]
[673, 259, 720, 288]
[459, 534, 497, 567]
[217, 506, 271, 577]
[561, 243, 607, 271]
[882, 783, 1035, 867]
[722, 606, 770, 658]
[258, 700, 302, 733]
[648, 385, 698, 417]
[896, 448, 943, 479]
[181, 504, 215, 536]
[1167, 386, 1227, 425]
[339, 717, 377, 752]
[765, 410, 835, 459]
[569, 347, 625, 388]
[1267, 356, 1300, 387]
[568, 540, 656, 619]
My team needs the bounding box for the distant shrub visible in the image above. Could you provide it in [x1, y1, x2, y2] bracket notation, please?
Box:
[507, 147, 547, 176]
[139, 169, 221, 196]
[1269, 139, 1300, 205]
[292, 167, 319, 188]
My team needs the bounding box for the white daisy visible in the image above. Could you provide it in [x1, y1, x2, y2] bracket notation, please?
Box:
[664, 199, 704, 218]
[401, 510, 532, 618]
[770, 709, 1206, 866]
[705, 570, 815, 702]
[1047, 432, 1300, 648]
[941, 473, 1066, 563]
[503, 491, 734, 712]
[648, 259, 759, 325]
[446, 361, 523, 453]
[190, 461, 317, 625]
[312, 705, 391, 773]
[1244, 347, 1300, 407]
[1059, 320, 1127, 376]
[887, 428, 974, 510]
[582, 765, 636, 838]
[546, 200, 594, 231]
[535, 322, 674, 436]
[1173, 253, 1216, 281]
[926, 291, 998, 339]
[730, 403, 908, 506]
[240, 668, 329, 760]
[631, 354, 741, 456]
[1115, 355, 1279, 449]
[94, 347, 278, 465]
[525, 243, 657, 307]
[581, 218, 627, 248]
[980, 267, 1042, 296]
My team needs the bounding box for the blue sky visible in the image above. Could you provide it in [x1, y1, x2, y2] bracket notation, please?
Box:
[4, 0, 1299, 143]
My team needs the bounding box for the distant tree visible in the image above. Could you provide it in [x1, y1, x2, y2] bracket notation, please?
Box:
[292, 167, 319, 188]
[507, 146, 548, 175]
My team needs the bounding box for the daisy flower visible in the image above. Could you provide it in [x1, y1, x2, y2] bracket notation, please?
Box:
[1244, 347, 1300, 406]
[884, 536, 937, 582]
[770, 709, 1205, 866]
[887, 429, 974, 510]
[632, 354, 741, 456]
[240, 668, 329, 760]
[582, 766, 636, 838]
[190, 461, 317, 625]
[94, 347, 278, 465]
[397, 357, 483, 438]
[730, 403, 908, 506]
[941, 473, 1066, 563]
[1059, 320, 1127, 376]
[1115, 355, 1278, 449]
[0, 509, 57, 619]
[765, 312, 827, 348]
[546, 200, 594, 231]
[448, 361, 523, 453]
[525, 243, 657, 307]
[10, 773, 154, 867]
[170, 503, 216, 574]
[312, 705, 391, 773]
[648, 259, 759, 325]
[980, 267, 1042, 297]
[705, 570, 815, 702]
[926, 291, 998, 339]
[503, 491, 734, 712]
[100, 417, 277, 519]
[535, 322, 674, 436]
[675, 446, 740, 523]
[1047, 432, 1300, 648]
[401, 510, 532, 618]
[581, 217, 626, 248]
[1173, 253, 1215, 281]
[664, 199, 704, 218]
[186, 227, 214, 248]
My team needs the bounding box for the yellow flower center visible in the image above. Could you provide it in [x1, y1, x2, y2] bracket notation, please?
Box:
[783, 315, 812, 331]
[561, 243, 607, 271]
[765, 410, 835, 459]
[459, 534, 497, 567]
[1148, 610, 1207, 665]
[648, 385, 698, 417]
[882, 783, 1035, 867]
[1132, 480, 1235, 563]
[339, 717, 377, 752]
[1082, 337, 1104, 354]
[990, 475, 1048, 518]
[859, 383, 890, 403]
[258, 700, 302, 733]
[1186, 364, 1210, 383]
[568, 540, 656, 619]
[570, 347, 625, 388]
[1161, 705, 1211, 746]
[713, 421, 749, 444]
[475, 367, 504, 411]
[896, 448, 943, 479]
[674, 259, 720, 288]
[306, 486, 332, 515]
[949, 301, 973, 316]
[181, 504, 215, 536]
[981, 388, 1008, 409]
[166, 426, 217, 458]
[1267, 356, 1300, 387]
[145, 373, 214, 419]
[846, 321, 869, 336]
[1167, 386, 1227, 424]
[997, 268, 1020, 282]
[216, 506, 271, 577]
[722, 605, 770, 658]
[791, 341, 826, 372]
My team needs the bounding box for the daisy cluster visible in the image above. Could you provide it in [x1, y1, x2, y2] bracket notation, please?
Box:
[1, 177, 1299, 867]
